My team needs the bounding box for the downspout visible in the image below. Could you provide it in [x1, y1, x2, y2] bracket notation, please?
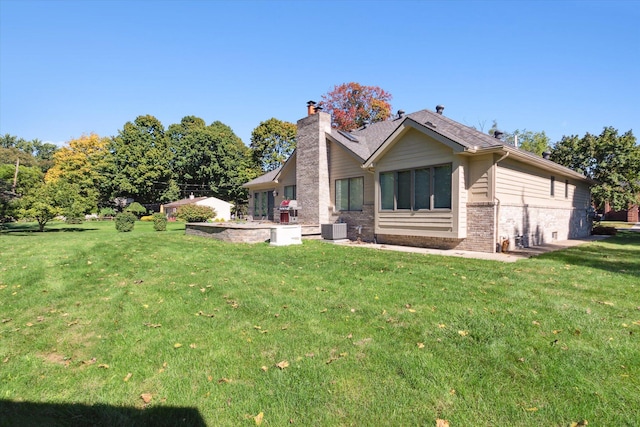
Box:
[494, 151, 510, 251]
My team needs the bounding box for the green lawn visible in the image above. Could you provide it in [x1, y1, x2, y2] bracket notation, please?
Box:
[1, 221, 639, 426]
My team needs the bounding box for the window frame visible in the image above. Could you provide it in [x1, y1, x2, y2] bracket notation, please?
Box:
[379, 163, 452, 211]
[335, 176, 364, 211]
[284, 185, 296, 200]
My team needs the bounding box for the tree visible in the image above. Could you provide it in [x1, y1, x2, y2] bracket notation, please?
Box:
[111, 115, 173, 204]
[45, 133, 113, 213]
[167, 117, 260, 208]
[0, 164, 43, 196]
[17, 181, 79, 231]
[552, 127, 640, 211]
[0, 134, 57, 172]
[486, 122, 551, 156]
[250, 118, 297, 171]
[319, 82, 392, 131]
[508, 130, 551, 156]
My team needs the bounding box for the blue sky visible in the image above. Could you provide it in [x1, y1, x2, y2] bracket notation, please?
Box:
[1, 0, 638, 148]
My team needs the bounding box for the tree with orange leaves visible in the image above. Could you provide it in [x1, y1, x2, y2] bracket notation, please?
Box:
[319, 82, 392, 132]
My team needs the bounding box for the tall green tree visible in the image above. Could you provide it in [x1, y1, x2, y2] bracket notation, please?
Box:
[0, 134, 57, 172]
[0, 164, 43, 196]
[167, 117, 260, 208]
[319, 82, 393, 132]
[111, 115, 173, 204]
[250, 118, 297, 171]
[552, 127, 640, 211]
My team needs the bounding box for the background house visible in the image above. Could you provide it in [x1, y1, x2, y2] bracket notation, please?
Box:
[244, 103, 593, 253]
[603, 201, 639, 222]
[161, 194, 233, 221]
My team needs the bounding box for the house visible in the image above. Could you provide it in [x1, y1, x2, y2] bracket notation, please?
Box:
[161, 194, 233, 221]
[603, 201, 639, 223]
[243, 102, 594, 253]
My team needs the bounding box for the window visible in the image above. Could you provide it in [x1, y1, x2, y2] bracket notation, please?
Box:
[253, 191, 269, 217]
[565, 179, 569, 199]
[253, 192, 261, 216]
[284, 185, 296, 200]
[379, 163, 452, 210]
[335, 177, 363, 211]
[550, 176, 555, 197]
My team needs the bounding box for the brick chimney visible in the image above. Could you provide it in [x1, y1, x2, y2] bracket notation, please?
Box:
[296, 103, 332, 225]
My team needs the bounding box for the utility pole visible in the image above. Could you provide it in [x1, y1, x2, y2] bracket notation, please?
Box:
[12, 158, 19, 193]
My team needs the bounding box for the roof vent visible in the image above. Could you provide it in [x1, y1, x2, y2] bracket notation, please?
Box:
[338, 130, 359, 142]
[494, 130, 504, 139]
[397, 109, 405, 118]
[425, 121, 436, 128]
[542, 151, 551, 160]
[435, 105, 445, 115]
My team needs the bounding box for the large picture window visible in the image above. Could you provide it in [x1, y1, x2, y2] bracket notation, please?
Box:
[335, 177, 363, 211]
[379, 164, 452, 211]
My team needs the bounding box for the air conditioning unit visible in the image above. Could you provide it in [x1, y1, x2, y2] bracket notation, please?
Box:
[321, 223, 347, 240]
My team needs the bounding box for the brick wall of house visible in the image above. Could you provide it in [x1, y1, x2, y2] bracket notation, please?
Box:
[497, 204, 590, 250]
[456, 202, 496, 253]
[329, 204, 376, 241]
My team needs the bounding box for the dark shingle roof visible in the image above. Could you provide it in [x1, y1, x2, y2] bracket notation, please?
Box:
[328, 108, 506, 162]
[246, 107, 589, 185]
[243, 167, 282, 187]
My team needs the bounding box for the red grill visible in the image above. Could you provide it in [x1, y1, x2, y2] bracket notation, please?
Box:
[279, 200, 299, 224]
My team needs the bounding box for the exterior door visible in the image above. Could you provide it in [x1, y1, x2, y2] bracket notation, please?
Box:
[267, 191, 275, 221]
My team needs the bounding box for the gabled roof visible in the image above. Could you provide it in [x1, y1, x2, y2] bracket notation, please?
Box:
[243, 166, 281, 187]
[245, 107, 591, 186]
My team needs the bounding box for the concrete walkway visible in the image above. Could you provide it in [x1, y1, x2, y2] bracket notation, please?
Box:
[630, 222, 640, 231]
[335, 235, 612, 263]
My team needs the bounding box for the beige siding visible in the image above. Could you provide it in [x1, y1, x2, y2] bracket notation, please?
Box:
[455, 160, 467, 237]
[467, 154, 494, 202]
[377, 128, 453, 171]
[374, 129, 463, 238]
[496, 158, 590, 208]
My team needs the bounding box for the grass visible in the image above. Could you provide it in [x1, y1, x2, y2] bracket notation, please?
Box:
[599, 220, 637, 229]
[1, 221, 639, 426]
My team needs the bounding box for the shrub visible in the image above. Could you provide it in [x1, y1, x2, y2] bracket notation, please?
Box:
[124, 202, 147, 218]
[176, 205, 216, 222]
[152, 213, 167, 231]
[115, 211, 136, 232]
[140, 215, 154, 222]
[592, 225, 617, 235]
[99, 207, 116, 218]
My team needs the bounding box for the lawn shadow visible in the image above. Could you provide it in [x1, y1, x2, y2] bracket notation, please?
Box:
[0, 400, 206, 427]
[537, 231, 640, 277]
[0, 224, 97, 235]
